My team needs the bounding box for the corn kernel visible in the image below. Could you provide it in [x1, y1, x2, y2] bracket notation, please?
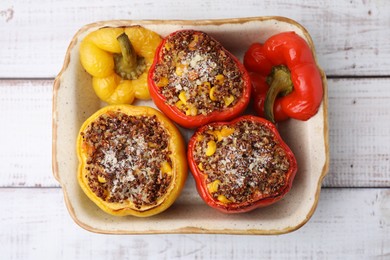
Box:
[214, 131, 223, 142]
[148, 142, 158, 148]
[178, 91, 187, 104]
[175, 100, 185, 110]
[198, 81, 211, 95]
[203, 82, 211, 89]
[209, 86, 218, 101]
[185, 104, 198, 116]
[206, 140, 217, 156]
[224, 95, 235, 106]
[208, 130, 216, 139]
[157, 77, 169, 87]
[98, 175, 107, 183]
[213, 127, 235, 142]
[161, 161, 172, 175]
[215, 74, 225, 85]
[175, 63, 187, 76]
[207, 180, 221, 193]
[220, 126, 235, 137]
[196, 134, 204, 141]
[188, 35, 199, 50]
[206, 130, 215, 136]
[217, 195, 231, 204]
[164, 42, 172, 51]
[198, 162, 204, 171]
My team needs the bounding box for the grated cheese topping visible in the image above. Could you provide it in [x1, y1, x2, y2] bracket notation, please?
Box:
[152, 30, 244, 115]
[193, 120, 290, 204]
[81, 111, 172, 208]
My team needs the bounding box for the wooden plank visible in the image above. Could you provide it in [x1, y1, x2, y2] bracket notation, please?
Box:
[0, 188, 389, 259]
[1, 77, 390, 188]
[0, 80, 52, 187]
[0, 0, 389, 77]
[324, 78, 390, 187]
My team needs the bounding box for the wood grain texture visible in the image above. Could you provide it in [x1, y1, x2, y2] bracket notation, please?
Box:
[0, 80, 52, 187]
[324, 77, 390, 187]
[1, 78, 389, 188]
[0, 0, 389, 77]
[0, 188, 389, 259]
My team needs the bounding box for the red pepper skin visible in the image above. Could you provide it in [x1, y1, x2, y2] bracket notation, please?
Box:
[148, 30, 251, 129]
[244, 32, 323, 122]
[244, 43, 273, 76]
[187, 115, 297, 213]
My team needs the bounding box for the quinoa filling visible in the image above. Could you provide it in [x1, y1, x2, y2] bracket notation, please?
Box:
[193, 120, 290, 204]
[80, 111, 172, 209]
[152, 30, 244, 116]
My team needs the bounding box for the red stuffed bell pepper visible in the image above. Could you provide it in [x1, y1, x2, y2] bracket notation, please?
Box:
[244, 31, 323, 123]
[148, 30, 251, 129]
[187, 115, 297, 213]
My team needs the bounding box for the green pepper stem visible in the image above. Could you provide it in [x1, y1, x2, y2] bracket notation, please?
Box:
[264, 65, 293, 123]
[114, 33, 146, 80]
[118, 33, 137, 68]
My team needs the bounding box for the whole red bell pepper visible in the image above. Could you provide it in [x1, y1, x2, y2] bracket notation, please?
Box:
[148, 30, 251, 129]
[187, 115, 297, 213]
[244, 31, 323, 123]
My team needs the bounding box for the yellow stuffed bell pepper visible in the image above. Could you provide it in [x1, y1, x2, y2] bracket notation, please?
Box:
[77, 105, 188, 217]
[79, 26, 162, 104]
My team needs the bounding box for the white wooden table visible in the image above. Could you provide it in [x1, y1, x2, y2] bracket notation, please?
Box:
[1, 0, 389, 259]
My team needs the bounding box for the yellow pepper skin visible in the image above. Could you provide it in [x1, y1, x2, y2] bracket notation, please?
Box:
[79, 26, 162, 104]
[76, 105, 188, 217]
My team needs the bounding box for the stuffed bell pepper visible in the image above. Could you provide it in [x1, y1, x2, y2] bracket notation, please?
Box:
[77, 105, 187, 217]
[148, 30, 251, 128]
[187, 115, 297, 213]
